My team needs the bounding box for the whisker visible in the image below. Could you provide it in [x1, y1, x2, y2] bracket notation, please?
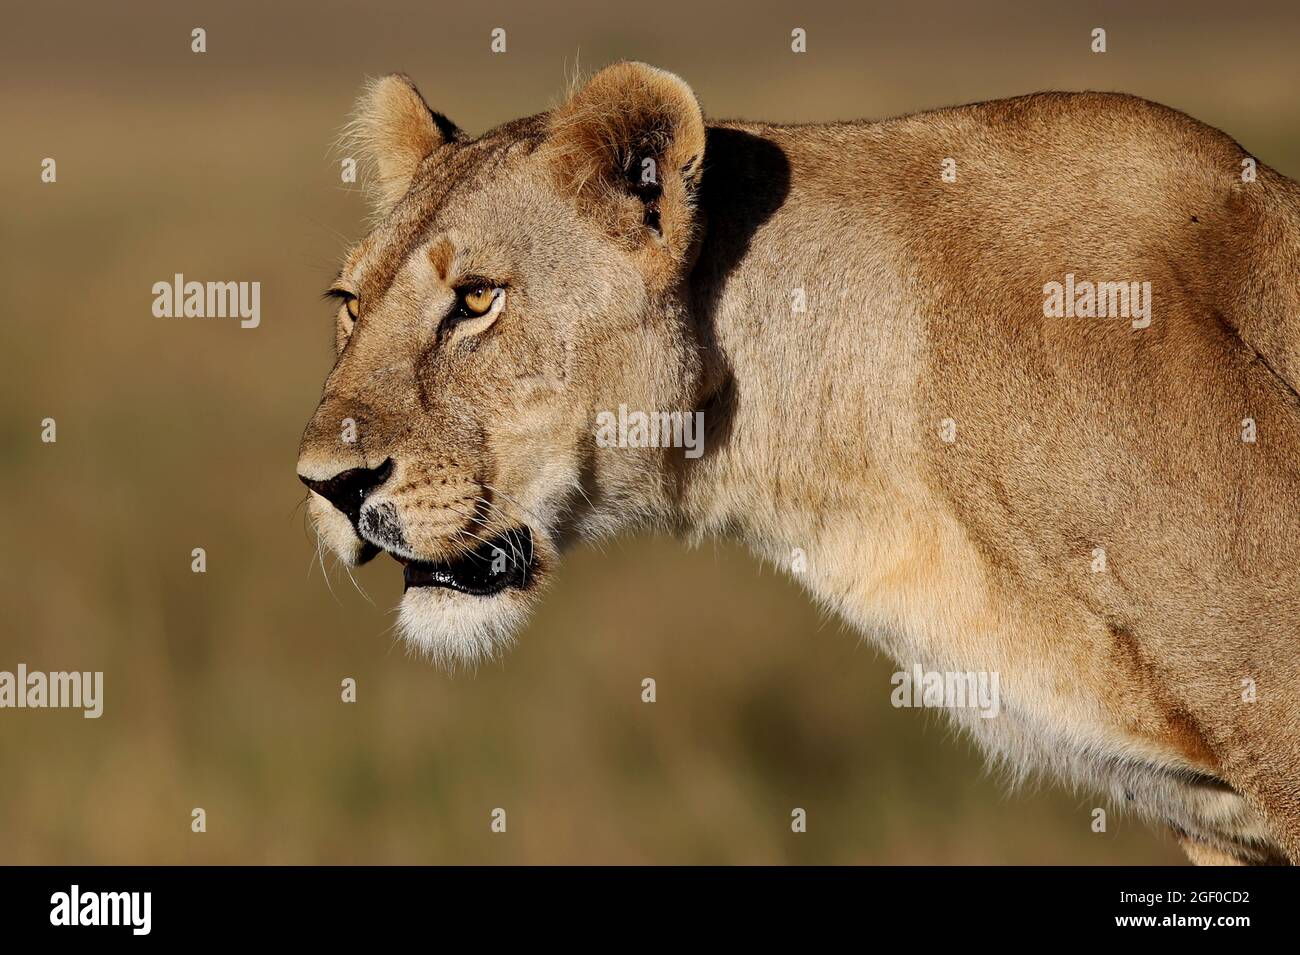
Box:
[318, 541, 341, 604]
[342, 561, 374, 605]
[481, 481, 552, 530]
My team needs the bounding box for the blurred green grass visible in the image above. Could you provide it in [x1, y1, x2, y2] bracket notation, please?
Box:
[5, 0, 1298, 864]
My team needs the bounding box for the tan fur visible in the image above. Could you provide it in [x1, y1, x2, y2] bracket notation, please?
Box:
[299, 64, 1300, 864]
[343, 74, 460, 214]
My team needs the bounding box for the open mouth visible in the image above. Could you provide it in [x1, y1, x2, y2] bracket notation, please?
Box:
[395, 526, 535, 597]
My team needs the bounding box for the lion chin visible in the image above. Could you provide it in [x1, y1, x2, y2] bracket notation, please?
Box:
[397, 585, 537, 669]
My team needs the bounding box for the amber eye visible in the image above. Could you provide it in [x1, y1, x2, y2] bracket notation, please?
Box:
[460, 285, 497, 315]
[345, 297, 359, 321]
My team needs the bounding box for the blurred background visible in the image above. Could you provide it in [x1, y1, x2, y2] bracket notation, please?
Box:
[3, 0, 1297, 864]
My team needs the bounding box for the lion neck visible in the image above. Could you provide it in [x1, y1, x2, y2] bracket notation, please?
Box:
[673, 122, 925, 574]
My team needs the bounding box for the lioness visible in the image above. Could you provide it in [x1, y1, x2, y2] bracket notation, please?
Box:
[297, 63, 1300, 865]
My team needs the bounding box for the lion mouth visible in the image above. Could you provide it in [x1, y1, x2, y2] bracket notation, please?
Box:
[395, 526, 535, 596]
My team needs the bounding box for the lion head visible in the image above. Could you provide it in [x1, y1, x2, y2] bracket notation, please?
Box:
[297, 63, 714, 666]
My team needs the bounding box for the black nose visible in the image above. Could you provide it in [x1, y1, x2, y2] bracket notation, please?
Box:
[299, 458, 393, 525]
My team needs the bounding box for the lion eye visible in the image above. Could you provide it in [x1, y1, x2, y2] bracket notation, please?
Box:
[324, 286, 360, 321]
[460, 285, 498, 315]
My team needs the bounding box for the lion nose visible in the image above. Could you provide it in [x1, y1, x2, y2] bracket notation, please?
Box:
[299, 458, 394, 525]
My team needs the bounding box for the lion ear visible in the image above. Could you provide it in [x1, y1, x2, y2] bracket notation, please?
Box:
[346, 73, 460, 214]
[547, 62, 706, 263]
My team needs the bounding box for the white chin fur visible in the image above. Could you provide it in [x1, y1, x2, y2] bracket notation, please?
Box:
[397, 586, 532, 669]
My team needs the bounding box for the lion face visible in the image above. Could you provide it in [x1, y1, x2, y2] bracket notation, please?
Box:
[297, 64, 710, 665]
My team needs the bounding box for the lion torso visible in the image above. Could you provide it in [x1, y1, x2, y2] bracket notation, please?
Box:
[682, 92, 1300, 863]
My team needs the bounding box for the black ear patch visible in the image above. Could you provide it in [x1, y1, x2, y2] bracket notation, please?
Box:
[428, 109, 462, 143]
[682, 153, 703, 185]
[631, 174, 664, 235]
